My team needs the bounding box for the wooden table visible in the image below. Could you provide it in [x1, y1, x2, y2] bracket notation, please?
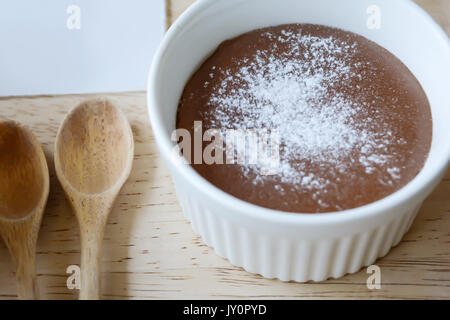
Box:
[0, 0, 449, 300]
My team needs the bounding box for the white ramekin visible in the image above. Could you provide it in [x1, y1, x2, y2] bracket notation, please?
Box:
[148, 0, 450, 282]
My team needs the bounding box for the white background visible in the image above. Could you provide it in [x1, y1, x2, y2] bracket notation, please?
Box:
[0, 0, 165, 96]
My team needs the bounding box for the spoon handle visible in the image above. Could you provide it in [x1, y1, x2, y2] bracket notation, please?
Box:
[16, 253, 39, 300]
[0, 220, 39, 299]
[78, 211, 108, 300]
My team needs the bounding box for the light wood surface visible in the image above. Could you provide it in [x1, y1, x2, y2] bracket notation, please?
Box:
[0, 0, 449, 300]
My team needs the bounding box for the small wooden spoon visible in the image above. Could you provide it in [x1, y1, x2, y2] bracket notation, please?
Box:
[54, 98, 134, 300]
[0, 120, 49, 299]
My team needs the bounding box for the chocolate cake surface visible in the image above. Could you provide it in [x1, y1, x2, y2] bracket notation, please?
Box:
[176, 24, 432, 213]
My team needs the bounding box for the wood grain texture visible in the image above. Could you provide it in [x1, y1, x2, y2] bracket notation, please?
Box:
[54, 99, 134, 299]
[0, 0, 449, 299]
[0, 121, 50, 299]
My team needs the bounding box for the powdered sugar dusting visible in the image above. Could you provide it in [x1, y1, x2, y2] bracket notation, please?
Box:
[204, 27, 403, 208]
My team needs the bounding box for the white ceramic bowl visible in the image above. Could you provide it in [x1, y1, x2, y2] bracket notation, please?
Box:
[148, 0, 450, 282]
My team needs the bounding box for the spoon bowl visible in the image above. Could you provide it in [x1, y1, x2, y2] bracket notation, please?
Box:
[0, 120, 49, 299]
[55, 98, 134, 300]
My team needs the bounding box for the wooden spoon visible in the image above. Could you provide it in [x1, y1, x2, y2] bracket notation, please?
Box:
[0, 120, 49, 299]
[54, 98, 134, 300]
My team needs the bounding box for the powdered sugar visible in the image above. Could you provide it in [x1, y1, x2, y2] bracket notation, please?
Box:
[204, 27, 401, 207]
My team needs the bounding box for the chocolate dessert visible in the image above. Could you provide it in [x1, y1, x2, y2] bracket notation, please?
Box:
[176, 24, 432, 213]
